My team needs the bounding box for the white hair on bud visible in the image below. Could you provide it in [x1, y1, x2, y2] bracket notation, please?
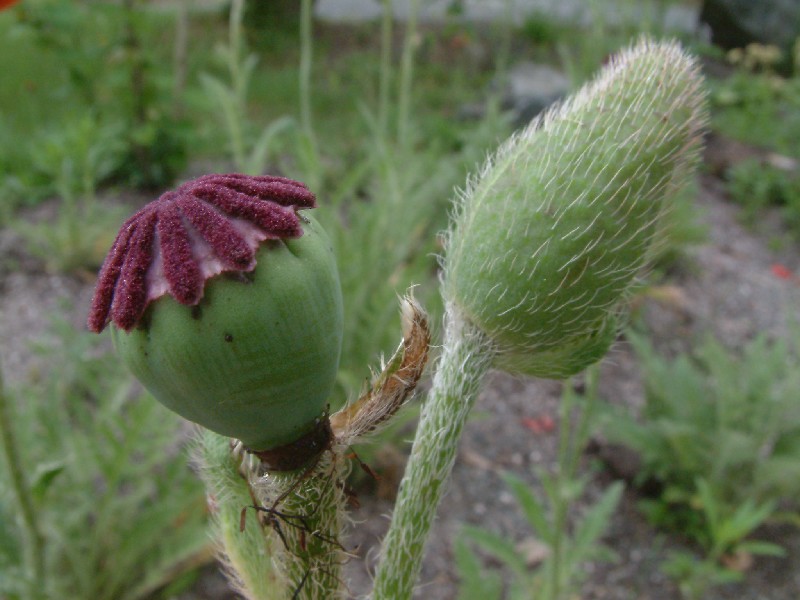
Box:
[443, 37, 707, 376]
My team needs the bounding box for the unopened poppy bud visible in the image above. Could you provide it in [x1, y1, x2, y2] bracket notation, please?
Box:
[88, 174, 343, 455]
[444, 39, 706, 378]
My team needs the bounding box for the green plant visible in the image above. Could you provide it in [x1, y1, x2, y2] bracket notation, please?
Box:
[0, 368, 44, 600]
[457, 369, 623, 600]
[13, 0, 117, 108]
[519, 11, 561, 47]
[30, 114, 125, 201]
[710, 42, 800, 241]
[372, 38, 706, 598]
[726, 158, 800, 238]
[610, 331, 800, 514]
[313, 0, 509, 404]
[11, 114, 130, 273]
[0, 321, 209, 600]
[710, 69, 800, 157]
[85, 36, 705, 600]
[662, 479, 784, 600]
[88, 164, 431, 598]
[15, 0, 187, 189]
[550, 0, 693, 88]
[315, 121, 496, 401]
[601, 331, 800, 596]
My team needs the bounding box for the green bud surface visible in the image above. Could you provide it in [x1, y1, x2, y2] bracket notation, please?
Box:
[445, 39, 706, 378]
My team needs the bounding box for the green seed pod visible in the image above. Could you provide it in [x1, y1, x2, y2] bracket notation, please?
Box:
[444, 39, 706, 378]
[88, 174, 343, 455]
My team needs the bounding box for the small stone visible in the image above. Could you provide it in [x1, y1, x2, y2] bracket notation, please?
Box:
[501, 62, 571, 127]
[516, 537, 550, 568]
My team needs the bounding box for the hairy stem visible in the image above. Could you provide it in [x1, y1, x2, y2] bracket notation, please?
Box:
[262, 453, 347, 600]
[372, 304, 493, 599]
[0, 370, 46, 599]
[199, 430, 347, 600]
[198, 432, 280, 600]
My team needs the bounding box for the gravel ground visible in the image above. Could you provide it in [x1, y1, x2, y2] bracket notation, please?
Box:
[2, 161, 799, 599]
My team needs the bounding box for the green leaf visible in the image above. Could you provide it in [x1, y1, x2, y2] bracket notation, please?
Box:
[454, 536, 504, 600]
[736, 540, 786, 557]
[573, 481, 624, 560]
[460, 524, 528, 577]
[29, 461, 65, 502]
[245, 116, 295, 175]
[717, 499, 776, 549]
[502, 471, 553, 544]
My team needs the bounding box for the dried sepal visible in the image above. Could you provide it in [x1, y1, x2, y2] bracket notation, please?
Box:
[330, 296, 430, 445]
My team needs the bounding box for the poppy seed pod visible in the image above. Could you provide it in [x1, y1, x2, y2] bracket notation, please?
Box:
[444, 39, 706, 378]
[88, 174, 343, 456]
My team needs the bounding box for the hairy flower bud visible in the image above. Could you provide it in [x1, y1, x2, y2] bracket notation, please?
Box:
[88, 174, 343, 454]
[445, 39, 706, 378]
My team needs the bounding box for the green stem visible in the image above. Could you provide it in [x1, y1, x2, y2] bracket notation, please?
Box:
[265, 455, 346, 600]
[60, 176, 81, 263]
[573, 365, 600, 474]
[299, 0, 316, 148]
[549, 365, 600, 598]
[378, 0, 393, 142]
[372, 304, 493, 599]
[199, 431, 346, 600]
[549, 386, 573, 598]
[228, 0, 247, 169]
[0, 370, 46, 598]
[494, 0, 513, 80]
[199, 432, 281, 600]
[172, 0, 189, 119]
[298, 0, 321, 189]
[396, 0, 418, 150]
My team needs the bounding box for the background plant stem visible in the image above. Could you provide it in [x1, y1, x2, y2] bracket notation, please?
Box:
[228, 0, 247, 169]
[0, 370, 46, 599]
[172, 0, 188, 119]
[372, 304, 493, 599]
[299, 0, 317, 150]
[549, 366, 600, 597]
[378, 0, 393, 141]
[298, 0, 321, 189]
[396, 0, 419, 149]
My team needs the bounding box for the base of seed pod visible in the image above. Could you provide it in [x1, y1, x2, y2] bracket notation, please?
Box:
[247, 411, 334, 472]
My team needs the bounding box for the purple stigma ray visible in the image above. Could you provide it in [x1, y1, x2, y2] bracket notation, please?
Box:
[88, 173, 317, 333]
